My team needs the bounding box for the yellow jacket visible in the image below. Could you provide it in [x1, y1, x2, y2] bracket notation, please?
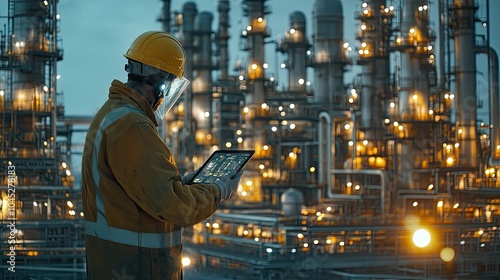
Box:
[82, 80, 221, 279]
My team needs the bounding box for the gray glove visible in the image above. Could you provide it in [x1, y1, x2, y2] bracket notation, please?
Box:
[182, 168, 201, 184]
[214, 170, 244, 201]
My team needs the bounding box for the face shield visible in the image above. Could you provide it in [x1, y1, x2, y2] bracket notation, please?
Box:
[154, 74, 190, 120]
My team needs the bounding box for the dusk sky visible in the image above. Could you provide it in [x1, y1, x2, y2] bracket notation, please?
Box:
[1, 0, 499, 117]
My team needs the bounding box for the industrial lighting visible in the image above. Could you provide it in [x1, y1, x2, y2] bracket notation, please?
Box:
[413, 201, 418, 207]
[243, 107, 249, 113]
[257, 17, 263, 23]
[261, 102, 268, 109]
[251, 63, 257, 70]
[0, 89, 4, 96]
[453, 203, 460, 209]
[263, 63, 268, 69]
[204, 111, 210, 118]
[440, 247, 455, 262]
[344, 123, 351, 130]
[67, 201, 74, 208]
[239, 75, 244, 81]
[290, 28, 296, 35]
[427, 184, 434, 190]
[412, 228, 431, 248]
[271, 126, 277, 132]
[343, 42, 350, 48]
[289, 103, 295, 109]
[437, 201, 444, 208]
[237, 137, 243, 143]
[361, 24, 366, 31]
[289, 123, 296, 130]
[298, 78, 304, 85]
[280, 63, 286, 69]
[362, 2, 368, 8]
[246, 25, 252, 31]
[225, 142, 232, 148]
[182, 257, 191, 267]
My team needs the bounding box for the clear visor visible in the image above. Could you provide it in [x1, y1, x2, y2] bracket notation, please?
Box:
[155, 75, 190, 120]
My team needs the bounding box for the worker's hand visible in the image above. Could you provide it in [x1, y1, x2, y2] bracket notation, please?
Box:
[182, 168, 201, 185]
[214, 170, 244, 201]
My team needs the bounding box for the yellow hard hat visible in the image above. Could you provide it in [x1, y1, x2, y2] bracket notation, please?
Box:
[124, 31, 186, 77]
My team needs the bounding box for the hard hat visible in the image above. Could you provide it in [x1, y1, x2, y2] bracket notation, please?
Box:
[124, 31, 185, 77]
[124, 31, 190, 120]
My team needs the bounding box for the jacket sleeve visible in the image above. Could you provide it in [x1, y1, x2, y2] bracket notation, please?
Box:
[107, 119, 222, 227]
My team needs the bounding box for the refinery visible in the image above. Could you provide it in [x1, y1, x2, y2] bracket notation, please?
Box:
[1, 0, 500, 279]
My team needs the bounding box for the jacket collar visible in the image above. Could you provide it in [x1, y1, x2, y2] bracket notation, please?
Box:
[108, 79, 158, 126]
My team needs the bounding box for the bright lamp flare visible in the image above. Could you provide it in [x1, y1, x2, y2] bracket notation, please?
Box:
[413, 229, 431, 248]
[181, 257, 191, 267]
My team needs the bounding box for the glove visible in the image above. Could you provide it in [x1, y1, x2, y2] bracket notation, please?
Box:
[182, 167, 201, 184]
[214, 170, 244, 201]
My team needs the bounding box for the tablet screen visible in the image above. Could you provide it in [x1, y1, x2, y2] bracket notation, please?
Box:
[189, 150, 255, 184]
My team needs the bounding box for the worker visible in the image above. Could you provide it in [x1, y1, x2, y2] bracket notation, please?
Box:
[81, 31, 243, 279]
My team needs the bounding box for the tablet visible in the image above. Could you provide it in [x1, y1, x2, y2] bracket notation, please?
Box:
[189, 150, 255, 184]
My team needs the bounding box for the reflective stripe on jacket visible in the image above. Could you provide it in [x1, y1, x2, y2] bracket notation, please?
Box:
[82, 80, 221, 279]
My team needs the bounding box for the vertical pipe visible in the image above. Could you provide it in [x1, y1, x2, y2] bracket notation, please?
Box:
[438, 0, 446, 88]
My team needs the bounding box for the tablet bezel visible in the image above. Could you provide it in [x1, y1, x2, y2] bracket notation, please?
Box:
[188, 150, 255, 184]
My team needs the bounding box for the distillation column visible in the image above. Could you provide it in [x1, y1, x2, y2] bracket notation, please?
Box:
[283, 11, 309, 92]
[312, 0, 345, 109]
[179, 2, 197, 162]
[192, 11, 214, 157]
[356, 0, 393, 142]
[450, 0, 478, 167]
[216, 0, 230, 80]
[241, 0, 269, 152]
[4, 0, 62, 185]
[158, 0, 172, 33]
[393, 0, 435, 188]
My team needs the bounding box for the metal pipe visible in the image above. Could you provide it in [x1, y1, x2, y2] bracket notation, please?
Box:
[217, 0, 230, 79]
[474, 46, 500, 166]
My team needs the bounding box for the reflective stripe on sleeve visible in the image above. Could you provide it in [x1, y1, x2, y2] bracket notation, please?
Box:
[85, 105, 182, 249]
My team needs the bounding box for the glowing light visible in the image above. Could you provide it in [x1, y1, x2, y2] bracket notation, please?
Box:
[251, 63, 257, 70]
[263, 145, 269, 150]
[271, 126, 277, 132]
[239, 75, 244, 81]
[225, 142, 232, 148]
[361, 42, 367, 48]
[212, 223, 220, 229]
[437, 201, 444, 208]
[298, 78, 305, 85]
[303, 243, 309, 248]
[33, 201, 38, 207]
[237, 137, 243, 143]
[258, 17, 263, 22]
[362, 2, 367, 8]
[309, 167, 315, 173]
[67, 201, 74, 208]
[354, 185, 361, 191]
[204, 111, 210, 118]
[290, 28, 296, 35]
[429, 109, 433, 115]
[363, 140, 368, 145]
[343, 42, 350, 48]
[428, 184, 434, 190]
[66, 170, 72, 176]
[266, 248, 273, 253]
[290, 123, 296, 130]
[280, 63, 286, 69]
[182, 257, 191, 267]
[263, 63, 268, 69]
[361, 24, 366, 31]
[390, 102, 395, 108]
[412, 229, 431, 248]
[246, 25, 252, 31]
[243, 107, 249, 113]
[413, 201, 418, 207]
[289, 103, 295, 109]
[313, 240, 319, 245]
[453, 203, 460, 209]
[261, 103, 268, 109]
[344, 124, 351, 130]
[410, 28, 415, 34]
[440, 247, 455, 262]
[348, 141, 354, 146]
[297, 233, 304, 239]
